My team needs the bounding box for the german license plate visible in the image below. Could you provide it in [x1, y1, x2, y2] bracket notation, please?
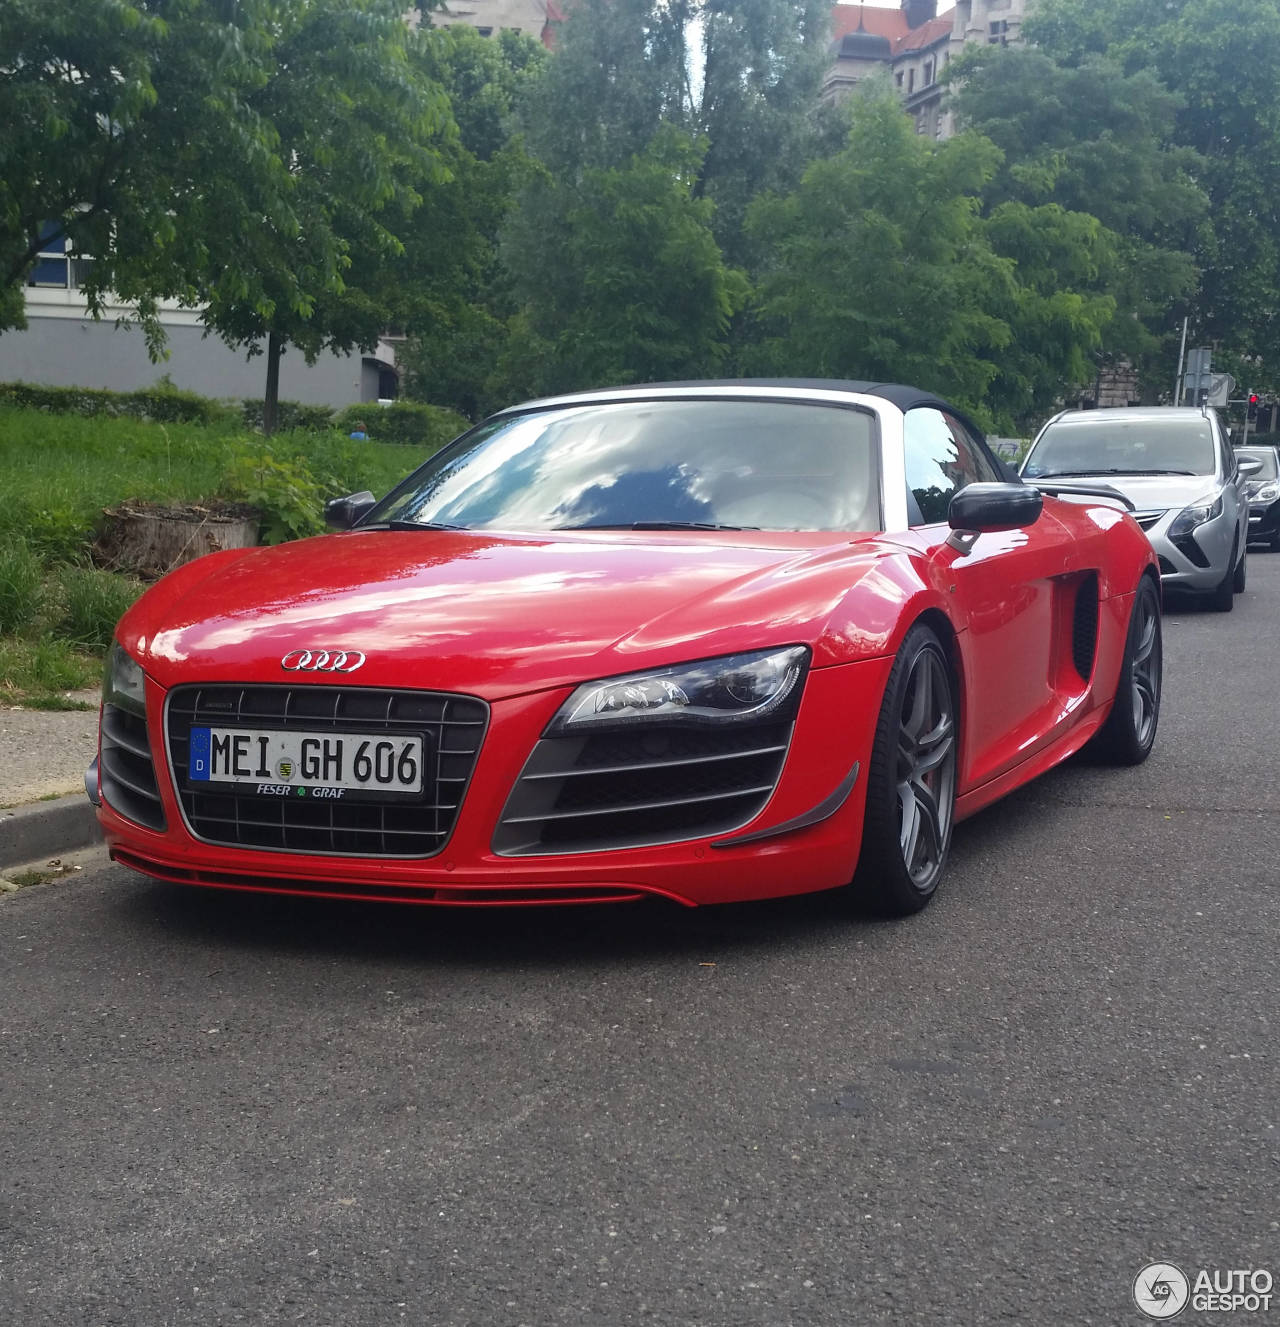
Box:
[188, 726, 426, 800]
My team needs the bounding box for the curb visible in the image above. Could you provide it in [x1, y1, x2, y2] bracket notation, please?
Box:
[1, 795, 103, 872]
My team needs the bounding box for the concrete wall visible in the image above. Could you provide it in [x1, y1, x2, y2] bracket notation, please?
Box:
[0, 307, 393, 407]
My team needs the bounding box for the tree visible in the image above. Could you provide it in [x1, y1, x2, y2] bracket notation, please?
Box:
[1020, 0, 1280, 379]
[505, 127, 747, 395]
[0, 0, 290, 351]
[746, 88, 1116, 429]
[396, 26, 549, 419]
[746, 90, 1014, 419]
[948, 43, 1206, 396]
[190, 0, 452, 432]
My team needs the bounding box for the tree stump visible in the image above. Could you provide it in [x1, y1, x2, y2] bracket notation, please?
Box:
[95, 501, 260, 579]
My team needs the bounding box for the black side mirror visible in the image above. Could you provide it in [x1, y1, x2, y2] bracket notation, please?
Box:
[324, 491, 377, 530]
[948, 482, 1043, 535]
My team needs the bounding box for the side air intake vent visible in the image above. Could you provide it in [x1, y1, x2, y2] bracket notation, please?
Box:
[1072, 574, 1099, 681]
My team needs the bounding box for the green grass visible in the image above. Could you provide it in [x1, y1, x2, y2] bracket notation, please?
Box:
[0, 405, 439, 704]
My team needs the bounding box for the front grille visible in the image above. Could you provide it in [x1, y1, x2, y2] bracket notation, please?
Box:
[494, 719, 795, 855]
[100, 703, 166, 831]
[166, 686, 487, 857]
[1132, 510, 1164, 531]
[1071, 575, 1099, 680]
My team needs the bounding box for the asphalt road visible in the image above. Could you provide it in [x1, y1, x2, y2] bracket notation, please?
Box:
[3, 555, 1279, 1327]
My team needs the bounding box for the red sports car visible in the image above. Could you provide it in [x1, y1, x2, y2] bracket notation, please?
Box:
[88, 381, 1162, 915]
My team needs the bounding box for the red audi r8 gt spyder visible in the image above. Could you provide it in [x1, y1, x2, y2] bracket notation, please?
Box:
[88, 381, 1163, 916]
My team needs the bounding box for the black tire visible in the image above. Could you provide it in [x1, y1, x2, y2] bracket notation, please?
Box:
[1209, 547, 1235, 612]
[1233, 546, 1247, 592]
[1092, 575, 1162, 765]
[854, 623, 957, 916]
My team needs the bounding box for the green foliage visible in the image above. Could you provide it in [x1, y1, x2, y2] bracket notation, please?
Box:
[0, 539, 43, 635]
[332, 402, 469, 449]
[0, 380, 233, 426]
[55, 566, 143, 650]
[747, 92, 1013, 419]
[240, 399, 335, 434]
[504, 128, 749, 394]
[191, 0, 455, 431]
[948, 43, 1205, 394]
[0, 636, 99, 703]
[1024, 0, 1280, 387]
[221, 452, 325, 544]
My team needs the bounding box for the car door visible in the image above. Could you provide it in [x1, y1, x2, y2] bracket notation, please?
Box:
[901, 407, 1075, 790]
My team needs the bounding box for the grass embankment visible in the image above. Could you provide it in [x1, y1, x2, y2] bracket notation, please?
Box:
[0, 406, 432, 706]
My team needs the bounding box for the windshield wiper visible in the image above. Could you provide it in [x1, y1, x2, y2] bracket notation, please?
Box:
[556, 520, 759, 532]
[1031, 468, 1197, 478]
[380, 518, 469, 531]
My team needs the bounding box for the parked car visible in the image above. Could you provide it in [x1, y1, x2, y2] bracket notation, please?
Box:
[1021, 406, 1250, 611]
[1235, 444, 1280, 550]
[88, 381, 1161, 918]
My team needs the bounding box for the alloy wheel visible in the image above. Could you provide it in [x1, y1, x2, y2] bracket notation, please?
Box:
[1129, 589, 1161, 749]
[895, 647, 957, 887]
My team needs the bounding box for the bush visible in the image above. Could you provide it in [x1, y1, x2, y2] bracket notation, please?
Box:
[0, 539, 44, 634]
[241, 399, 335, 433]
[332, 401, 469, 451]
[0, 379, 233, 426]
[56, 565, 144, 649]
[222, 450, 325, 544]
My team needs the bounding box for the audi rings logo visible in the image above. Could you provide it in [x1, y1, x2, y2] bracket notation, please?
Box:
[280, 649, 367, 673]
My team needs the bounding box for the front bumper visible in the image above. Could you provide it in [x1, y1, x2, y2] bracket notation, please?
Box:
[1143, 507, 1238, 592]
[1247, 498, 1280, 541]
[91, 657, 892, 907]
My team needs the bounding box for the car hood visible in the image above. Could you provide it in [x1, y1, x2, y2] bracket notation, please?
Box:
[1038, 473, 1222, 511]
[121, 528, 887, 700]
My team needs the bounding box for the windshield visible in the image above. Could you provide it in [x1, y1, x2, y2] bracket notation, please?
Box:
[1023, 417, 1217, 479]
[366, 399, 881, 533]
[1237, 446, 1279, 480]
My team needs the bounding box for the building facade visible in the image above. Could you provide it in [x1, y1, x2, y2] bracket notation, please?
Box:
[825, 1, 1031, 139]
[426, 0, 563, 46]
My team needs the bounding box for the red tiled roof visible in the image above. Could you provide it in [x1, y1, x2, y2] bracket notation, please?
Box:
[831, 4, 911, 43]
[830, 4, 955, 57]
[894, 14, 954, 53]
[544, 0, 565, 21]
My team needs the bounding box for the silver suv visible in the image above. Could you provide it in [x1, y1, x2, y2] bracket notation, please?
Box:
[1021, 406, 1250, 611]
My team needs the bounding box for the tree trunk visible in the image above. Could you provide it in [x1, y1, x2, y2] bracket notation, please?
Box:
[263, 331, 283, 435]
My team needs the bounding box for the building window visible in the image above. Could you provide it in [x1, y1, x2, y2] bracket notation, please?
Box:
[924, 59, 934, 85]
[988, 19, 1009, 45]
[907, 68, 915, 93]
[477, 26, 492, 36]
[26, 223, 87, 289]
[895, 70, 904, 88]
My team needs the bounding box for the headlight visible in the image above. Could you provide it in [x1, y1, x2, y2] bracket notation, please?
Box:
[1168, 493, 1224, 538]
[1253, 483, 1279, 502]
[548, 646, 810, 734]
[104, 640, 147, 715]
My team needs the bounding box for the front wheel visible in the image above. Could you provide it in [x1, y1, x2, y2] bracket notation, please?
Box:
[1092, 575, 1162, 765]
[854, 624, 957, 916]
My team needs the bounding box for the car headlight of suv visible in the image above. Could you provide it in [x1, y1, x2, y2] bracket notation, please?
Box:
[1252, 483, 1279, 503]
[548, 646, 810, 734]
[104, 640, 147, 716]
[1168, 493, 1224, 538]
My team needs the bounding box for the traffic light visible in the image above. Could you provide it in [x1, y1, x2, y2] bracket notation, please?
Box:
[1248, 393, 1259, 423]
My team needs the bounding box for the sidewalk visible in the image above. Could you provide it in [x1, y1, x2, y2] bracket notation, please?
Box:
[0, 690, 104, 870]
